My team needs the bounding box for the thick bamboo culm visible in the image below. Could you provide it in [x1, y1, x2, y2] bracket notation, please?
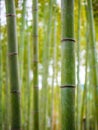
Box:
[61, 0, 75, 130]
[5, 0, 21, 129]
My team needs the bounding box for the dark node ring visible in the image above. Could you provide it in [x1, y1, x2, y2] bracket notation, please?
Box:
[33, 60, 39, 63]
[33, 8, 38, 11]
[6, 14, 16, 17]
[33, 110, 39, 113]
[60, 85, 76, 88]
[8, 52, 18, 56]
[61, 38, 76, 42]
[33, 86, 39, 89]
[11, 90, 20, 94]
[33, 35, 38, 37]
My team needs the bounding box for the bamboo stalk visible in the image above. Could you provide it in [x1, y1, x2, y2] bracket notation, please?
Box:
[19, 0, 27, 86]
[5, 0, 21, 129]
[26, 34, 31, 130]
[76, 0, 81, 129]
[4, 48, 10, 130]
[50, 3, 57, 130]
[80, 23, 89, 130]
[32, 0, 39, 129]
[0, 1, 2, 128]
[61, 0, 75, 129]
[41, 0, 53, 129]
[86, 0, 98, 129]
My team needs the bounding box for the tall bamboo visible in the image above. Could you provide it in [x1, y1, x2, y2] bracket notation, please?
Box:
[50, 2, 57, 130]
[19, 0, 27, 128]
[5, 0, 21, 129]
[19, 0, 27, 85]
[76, 0, 81, 129]
[87, 0, 98, 128]
[41, 0, 53, 129]
[26, 34, 31, 130]
[0, 2, 2, 129]
[4, 49, 10, 130]
[61, 0, 75, 130]
[80, 4, 89, 130]
[80, 23, 89, 130]
[32, 0, 39, 129]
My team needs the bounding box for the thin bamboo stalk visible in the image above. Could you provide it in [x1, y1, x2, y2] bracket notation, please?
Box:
[50, 3, 57, 129]
[5, 0, 21, 129]
[32, 0, 39, 129]
[41, 0, 53, 129]
[80, 23, 89, 130]
[19, 0, 27, 86]
[76, 0, 81, 129]
[26, 34, 31, 130]
[61, 0, 75, 129]
[4, 48, 10, 130]
[86, 0, 98, 129]
[0, 1, 2, 128]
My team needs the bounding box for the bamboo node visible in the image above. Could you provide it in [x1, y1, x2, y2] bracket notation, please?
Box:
[33, 8, 38, 12]
[60, 85, 76, 88]
[33, 59, 39, 63]
[33, 35, 38, 37]
[61, 38, 76, 42]
[33, 86, 39, 89]
[6, 13, 16, 17]
[11, 90, 20, 94]
[8, 52, 18, 56]
[11, 127, 21, 130]
[33, 110, 39, 114]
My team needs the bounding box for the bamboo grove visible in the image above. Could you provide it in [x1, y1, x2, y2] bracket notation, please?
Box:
[0, 0, 98, 130]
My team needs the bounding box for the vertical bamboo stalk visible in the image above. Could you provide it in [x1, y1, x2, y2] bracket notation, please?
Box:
[4, 48, 10, 130]
[26, 35, 31, 130]
[41, 0, 53, 129]
[5, 0, 21, 129]
[87, 0, 98, 128]
[32, 0, 39, 129]
[0, 1, 2, 129]
[61, 0, 75, 130]
[51, 3, 57, 129]
[19, 1, 27, 127]
[76, 0, 81, 129]
[80, 22, 89, 130]
[19, 0, 27, 86]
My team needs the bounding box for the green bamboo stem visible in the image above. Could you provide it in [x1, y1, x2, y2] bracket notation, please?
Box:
[50, 3, 57, 129]
[19, 3, 27, 124]
[41, 0, 53, 129]
[21, 44, 27, 129]
[19, 0, 27, 86]
[26, 34, 31, 130]
[0, 2, 2, 128]
[80, 24, 89, 130]
[4, 49, 10, 130]
[61, 0, 75, 130]
[2, 40, 7, 130]
[24, 19, 31, 130]
[32, 0, 39, 129]
[5, 0, 21, 129]
[86, 0, 98, 128]
[76, 0, 81, 129]
[86, 65, 91, 130]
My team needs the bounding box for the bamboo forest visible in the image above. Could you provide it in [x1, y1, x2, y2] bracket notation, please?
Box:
[0, 0, 98, 130]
